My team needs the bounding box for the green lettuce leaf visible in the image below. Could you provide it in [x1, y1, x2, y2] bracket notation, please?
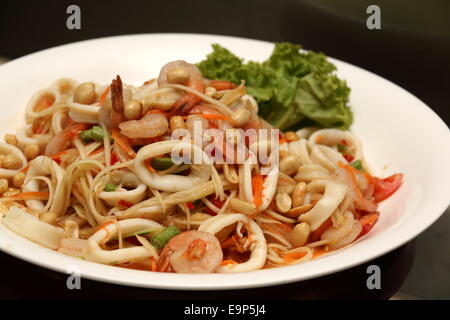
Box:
[197, 42, 353, 130]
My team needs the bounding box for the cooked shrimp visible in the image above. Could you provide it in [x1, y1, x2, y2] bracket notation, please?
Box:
[110, 75, 125, 126]
[44, 123, 89, 157]
[190, 104, 232, 130]
[99, 75, 130, 129]
[157, 230, 223, 273]
[119, 112, 169, 139]
[206, 80, 237, 91]
[158, 60, 202, 86]
[158, 60, 205, 114]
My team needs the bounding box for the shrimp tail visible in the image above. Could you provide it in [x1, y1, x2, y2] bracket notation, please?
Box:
[108, 75, 124, 127]
[171, 78, 205, 114]
[111, 75, 124, 113]
[171, 95, 198, 115]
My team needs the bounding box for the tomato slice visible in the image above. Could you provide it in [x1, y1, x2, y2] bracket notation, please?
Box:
[118, 199, 133, 208]
[110, 152, 119, 165]
[371, 173, 403, 202]
[206, 196, 225, 216]
[186, 202, 195, 210]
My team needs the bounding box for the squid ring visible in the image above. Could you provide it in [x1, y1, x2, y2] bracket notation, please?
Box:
[134, 140, 211, 192]
[25, 88, 61, 121]
[84, 218, 163, 265]
[199, 213, 267, 273]
[68, 99, 101, 124]
[23, 156, 64, 213]
[16, 124, 50, 152]
[309, 129, 363, 161]
[99, 171, 147, 207]
[0, 142, 28, 178]
[298, 179, 347, 231]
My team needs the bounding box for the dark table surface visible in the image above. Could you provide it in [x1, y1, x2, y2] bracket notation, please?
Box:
[0, 241, 415, 300]
[0, 0, 447, 300]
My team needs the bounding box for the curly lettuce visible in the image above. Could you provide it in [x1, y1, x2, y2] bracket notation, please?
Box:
[197, 43, 352, 130]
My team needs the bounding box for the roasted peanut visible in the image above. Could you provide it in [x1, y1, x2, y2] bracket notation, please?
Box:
[280, 155, 302, 176]
[74, 82, 96, 105]
[275, 193, 292, 213]
[124, 99, 142, 120]
[24, 144, 40, 160]
[291, 222, 311, 247]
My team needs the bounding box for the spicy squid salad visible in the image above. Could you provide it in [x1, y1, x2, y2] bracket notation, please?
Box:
[0, 43, 403, 274]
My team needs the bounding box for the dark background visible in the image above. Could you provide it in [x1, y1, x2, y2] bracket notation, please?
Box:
[1, 0, 449, 124]
[0, 0, 449, 299]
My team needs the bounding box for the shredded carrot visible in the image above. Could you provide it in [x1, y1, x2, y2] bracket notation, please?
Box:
[150, 257, 157, 272]
[271, 247, 283, 256]
[19, 165, 30, 173]
[283, 253, 307, 264]
[207, 80, 237, 91]
[313, 247, 328, 259]
[260, 213, 293, 233]
[95, 221, 114, 232]
[261, 223, 291, 241]
[89, 146, 104, 156]
[99, 86, 110, 105]
[111, 129, 136, 158]
[359, 212, 380, 237]
[252, 174, 264, 209]
[9, 192, 50, 200]
[315, 135, 323, 143]
[221, 235, 236, 249]
[363, 171, 377, 185]
[62, 123, 90, 140]
[338, 162, 375, 211]
[276, 221, 294, 233]
[360, 212, 379, 226]
[220, 234, 247, 253]
[197, 113, 236, 125]
[51, 150, 67, 162]
[208, 80, 236, 90]
[283, 251, 307, 260]
[220, 259, 238, 266]
[232, 240, 246, 254]
[157, 255, 171, 273]
[278, 138, 288, 145]
[146, 109, 173, 118]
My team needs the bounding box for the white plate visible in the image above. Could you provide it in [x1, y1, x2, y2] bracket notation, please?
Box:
[0, 34, 449, 290]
